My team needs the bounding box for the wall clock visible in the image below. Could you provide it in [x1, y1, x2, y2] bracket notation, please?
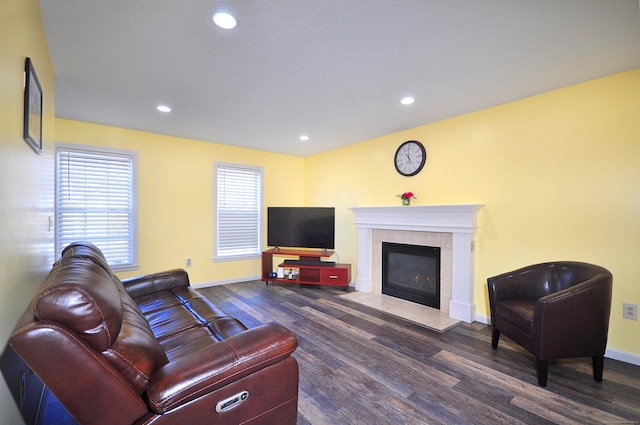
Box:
[394, 140, 426, 176]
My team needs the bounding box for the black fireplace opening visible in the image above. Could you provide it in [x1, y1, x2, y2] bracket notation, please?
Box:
[382, 242, 440, 309]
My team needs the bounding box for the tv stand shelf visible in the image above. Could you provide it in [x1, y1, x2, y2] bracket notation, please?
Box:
[261, 249, 350, 289]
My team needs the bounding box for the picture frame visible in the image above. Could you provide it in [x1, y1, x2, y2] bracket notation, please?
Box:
[23, 57, 43, 155]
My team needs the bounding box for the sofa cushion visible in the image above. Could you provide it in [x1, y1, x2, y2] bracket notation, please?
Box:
[133, 286, 248, 342]
[159, 327, 219, 362]
[134, 290, 184, 315]
[103, 278, 169, 393]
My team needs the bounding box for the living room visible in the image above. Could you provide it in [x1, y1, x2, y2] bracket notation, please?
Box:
[1, 1, 639, 423]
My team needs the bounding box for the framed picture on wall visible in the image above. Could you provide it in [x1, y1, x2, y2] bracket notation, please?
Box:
[23, 57, 43, 155]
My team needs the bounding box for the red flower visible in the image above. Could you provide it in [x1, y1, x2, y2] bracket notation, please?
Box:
[398, 192, 416, 200]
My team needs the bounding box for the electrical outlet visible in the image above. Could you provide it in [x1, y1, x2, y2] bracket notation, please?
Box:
[623, 303, 638, 320]
[185, 258, 192, 268]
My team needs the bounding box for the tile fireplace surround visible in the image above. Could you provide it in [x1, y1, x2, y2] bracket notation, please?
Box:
[349, 205, 483, 323]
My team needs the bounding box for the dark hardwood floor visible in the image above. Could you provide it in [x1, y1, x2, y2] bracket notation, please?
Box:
[198, 281, 640, 425]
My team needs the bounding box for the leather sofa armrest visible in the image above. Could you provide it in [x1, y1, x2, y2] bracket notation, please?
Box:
[146, 324, 298, 414]
[121, 269, 190, 298]
[9, 323, 149, 425]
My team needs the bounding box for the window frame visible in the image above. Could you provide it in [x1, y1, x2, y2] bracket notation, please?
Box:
[55, 142, 139, 271]
[213, 162, 263, 262]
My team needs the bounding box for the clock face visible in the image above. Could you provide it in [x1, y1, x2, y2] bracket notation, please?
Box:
[394, 140, 426, 176]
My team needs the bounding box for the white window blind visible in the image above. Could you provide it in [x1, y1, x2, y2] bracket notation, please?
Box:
[56, 145, 137, 269]
[215, 163, 262, 259]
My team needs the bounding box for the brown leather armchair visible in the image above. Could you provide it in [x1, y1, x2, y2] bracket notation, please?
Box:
[487, 261, 612, 386]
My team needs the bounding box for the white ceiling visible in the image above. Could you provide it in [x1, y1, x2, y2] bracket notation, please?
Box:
[40, 1, 640, 157]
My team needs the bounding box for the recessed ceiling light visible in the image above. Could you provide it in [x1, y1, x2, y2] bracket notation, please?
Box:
[212, 12, 237, 29]
[400, 96, 415, 105]
[299, 135, 310, 142]
[157, 105, 172, 112]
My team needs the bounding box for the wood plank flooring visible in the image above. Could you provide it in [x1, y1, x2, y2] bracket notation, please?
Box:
[198, 281, 640, 425]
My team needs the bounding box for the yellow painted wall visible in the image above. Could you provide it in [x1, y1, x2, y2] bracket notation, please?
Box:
[1, 4, 638, 421]
[305, 69, 640, 356]
[55, 119, 305, 284]
[0, 1, 55, 422]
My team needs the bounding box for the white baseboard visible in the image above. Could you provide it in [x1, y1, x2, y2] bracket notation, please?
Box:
[192, 275, 261, 289]
[605, 347, 640, 366]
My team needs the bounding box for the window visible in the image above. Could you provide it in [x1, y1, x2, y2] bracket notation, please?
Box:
[214, 163, 263, 260]
[56, 144, 138, 270]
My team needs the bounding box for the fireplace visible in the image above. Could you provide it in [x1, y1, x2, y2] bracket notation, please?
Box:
[349, 205, 483, 323]
[382, 242, 440, 309]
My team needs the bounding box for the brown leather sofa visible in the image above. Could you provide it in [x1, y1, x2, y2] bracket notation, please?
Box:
[2, 242, 299, 424]
[487, 261, 612, 386]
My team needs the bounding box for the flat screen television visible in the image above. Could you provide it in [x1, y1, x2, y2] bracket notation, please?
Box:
[267, 207, 335, 250]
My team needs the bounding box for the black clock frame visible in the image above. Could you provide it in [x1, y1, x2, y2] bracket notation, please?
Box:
[394, 140, 426, 176]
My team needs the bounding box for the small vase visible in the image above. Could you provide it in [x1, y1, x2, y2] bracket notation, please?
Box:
[401, 198, 410, 206]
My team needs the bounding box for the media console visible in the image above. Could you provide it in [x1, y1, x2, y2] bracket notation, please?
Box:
[261, 248, 351, 289]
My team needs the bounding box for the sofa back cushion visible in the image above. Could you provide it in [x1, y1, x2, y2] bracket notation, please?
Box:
[61, 241, 113, 277]
[33, 244, 168, 394]
[33, 257, 123, 351]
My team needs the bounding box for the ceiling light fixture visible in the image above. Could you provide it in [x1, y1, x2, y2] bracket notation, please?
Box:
[157, 105, 172, 112]
[299, 135, 310, 142]
[212, 12, 237, 29]
[400, 96, 415, 105]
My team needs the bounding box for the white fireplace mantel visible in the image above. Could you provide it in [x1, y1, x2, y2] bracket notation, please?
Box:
[349, 204, 483, 323]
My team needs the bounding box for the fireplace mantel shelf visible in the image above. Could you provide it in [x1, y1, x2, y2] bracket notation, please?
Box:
[350, 205, 483, 233]
[349, 204, 484, 323]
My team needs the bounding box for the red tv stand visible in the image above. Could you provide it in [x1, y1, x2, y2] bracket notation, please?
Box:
[261, 248, 351, 289]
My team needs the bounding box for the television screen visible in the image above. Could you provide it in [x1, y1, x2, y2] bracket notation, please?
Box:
[267, 207, 335, 249]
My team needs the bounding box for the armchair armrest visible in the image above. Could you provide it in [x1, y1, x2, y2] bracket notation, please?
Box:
[121, 269, 190, 298]
[146, 324, 298, 414]
[533, 274, 612, 358]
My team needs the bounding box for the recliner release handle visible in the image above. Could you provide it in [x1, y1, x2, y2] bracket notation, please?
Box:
[216, 390, 249, 413]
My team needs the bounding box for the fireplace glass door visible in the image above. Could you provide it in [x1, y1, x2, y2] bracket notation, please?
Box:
[382, 242, 440, 309]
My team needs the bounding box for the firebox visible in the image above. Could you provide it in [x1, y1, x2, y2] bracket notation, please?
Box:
[382, 242, 440, 309]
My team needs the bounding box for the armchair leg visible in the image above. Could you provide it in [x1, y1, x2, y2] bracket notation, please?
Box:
[592, 355, 604, 382]
[491, 328, 500, 349]
[536, 358, 548, 387]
